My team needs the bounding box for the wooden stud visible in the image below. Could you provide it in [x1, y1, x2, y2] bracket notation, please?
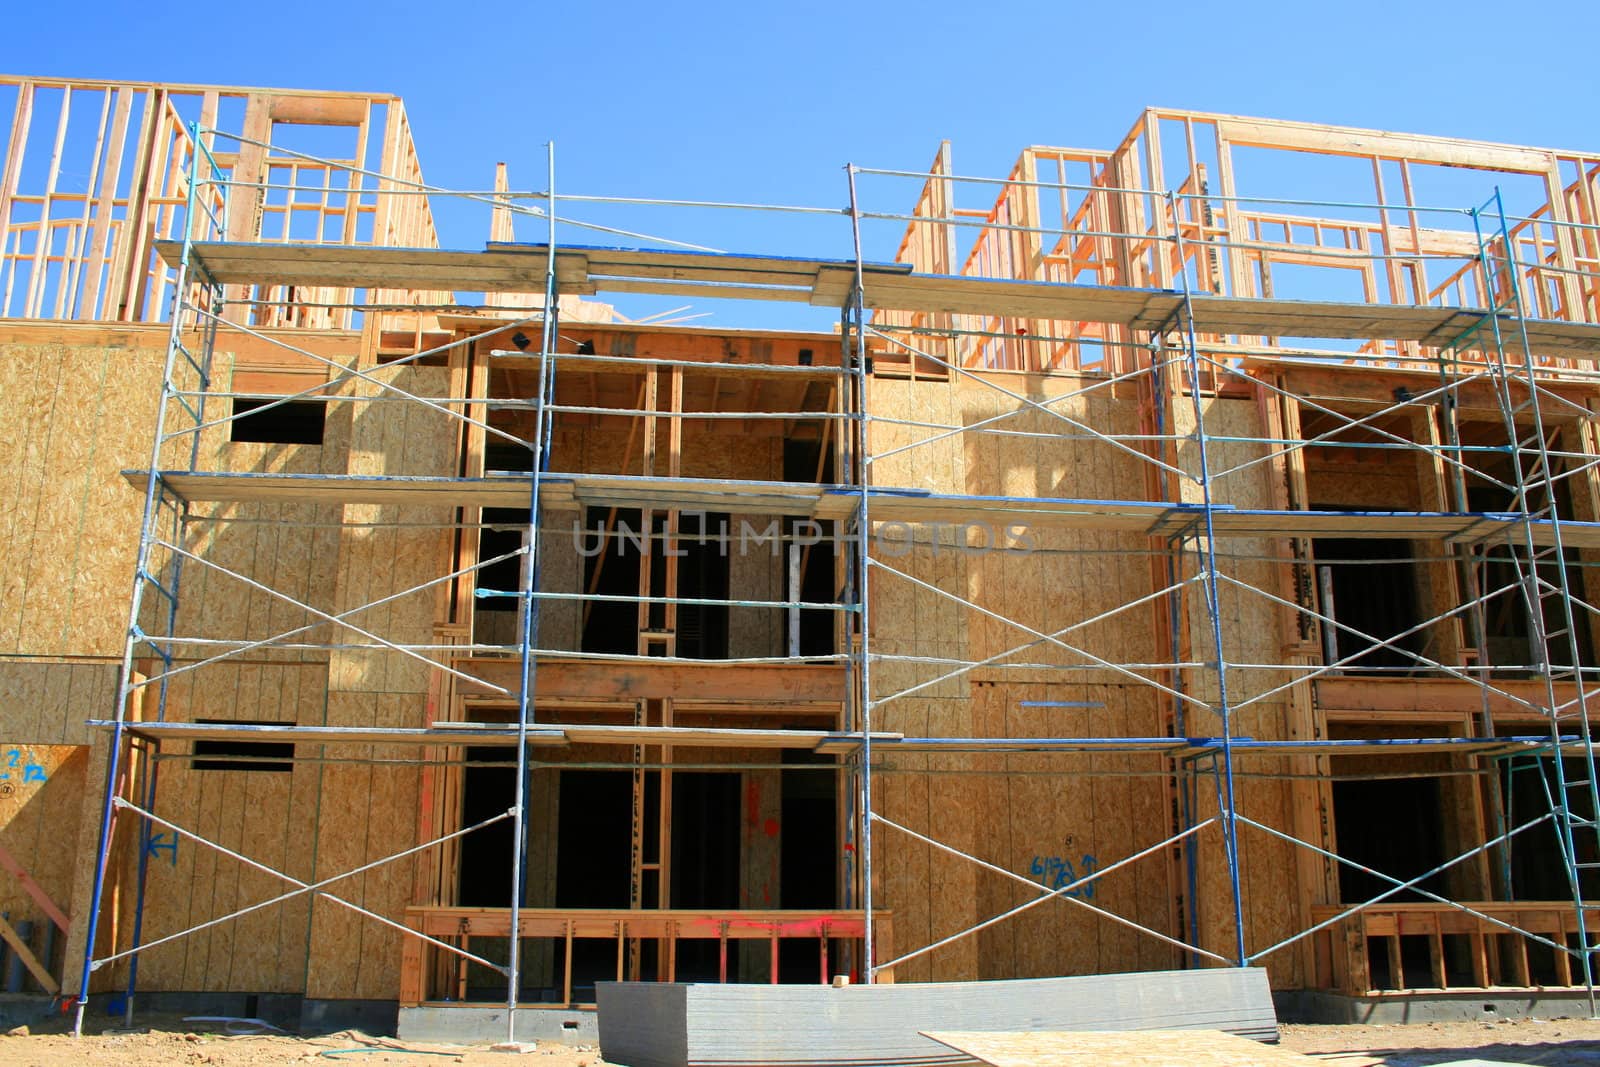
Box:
[0, 840, 70, 932]
[559, 918, 573, 1006]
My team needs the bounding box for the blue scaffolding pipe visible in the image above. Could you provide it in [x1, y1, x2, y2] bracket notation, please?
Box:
[1242, 811, 1560, 963]
[1169, 191, 1249, 967]
[71, 120, 213, 1039]
[122, 241, 224, 1027]
[846, 163, 878, 983]
[60, 130, 1600, 1024]
[504, 142, 561, 1046]
[1472, 188, 1600, 1014]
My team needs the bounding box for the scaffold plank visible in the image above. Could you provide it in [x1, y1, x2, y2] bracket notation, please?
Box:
[89, 719, 900, 752]
[124, 470, 1600, 547]
[156, 241, 1600, 358]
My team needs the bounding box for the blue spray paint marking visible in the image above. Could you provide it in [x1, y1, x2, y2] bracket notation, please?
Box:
[147, 831, 179, 866]
[0, 748, 47, 783]
[1029, 854, 1098, 899]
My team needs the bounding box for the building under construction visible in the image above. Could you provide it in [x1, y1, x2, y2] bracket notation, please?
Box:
[2, 74, 1600, 1035]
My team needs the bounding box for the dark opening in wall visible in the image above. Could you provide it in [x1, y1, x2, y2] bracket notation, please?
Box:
[778, 750, 838, 981]
[554, 770, 634, 997]
[1467, 487, 1595, 675]
[581, 507, 643, 654]
[230, 397, 326, 444]
[1332, 775, 1448, 988]
[457, 746, 515, 907]
[1311, 535, 1424, 674]
[1500, 757, 1600, 901]
[669, 771, 741, 981]
[483, 441, 535, 472]
[474, 508, 530, 649]
[675, 512, 730, 660]
[783, 440, 838, 657]
[191, 719, 294, 772]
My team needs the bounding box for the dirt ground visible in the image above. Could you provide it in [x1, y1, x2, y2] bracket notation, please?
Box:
[0, 1012, 618, 1067]
[1278, 1018, 1600, 1065]
[6, 1014, 1600, 1065]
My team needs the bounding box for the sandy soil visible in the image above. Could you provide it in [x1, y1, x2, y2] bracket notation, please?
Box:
[7, 1014, 1600, 1065]
[0, 1012, 618, 1067]
[1279, 1018, 1600, 1065]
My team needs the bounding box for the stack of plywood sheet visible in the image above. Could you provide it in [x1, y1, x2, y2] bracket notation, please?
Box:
[597, 967, 1277, 1067]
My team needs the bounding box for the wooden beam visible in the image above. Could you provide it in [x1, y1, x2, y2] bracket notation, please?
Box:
[1242, 357, 1596, 418]
[1314, 676, 1585, 719]
[457, 658, 845, 704]
[0, 841, 70, 932]
[1214, 117, 1555, 174]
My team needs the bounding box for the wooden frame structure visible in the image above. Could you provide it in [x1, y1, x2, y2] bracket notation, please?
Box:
[0, 75, 445, 329]
[8, 82, 1600, 1036]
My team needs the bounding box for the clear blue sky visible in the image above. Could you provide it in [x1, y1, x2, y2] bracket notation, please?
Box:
[7, 0, 1597, 327]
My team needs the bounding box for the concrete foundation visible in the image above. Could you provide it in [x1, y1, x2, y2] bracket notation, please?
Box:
[397, 1005, 599, 1044]
[1277, 989, 1599, 1024]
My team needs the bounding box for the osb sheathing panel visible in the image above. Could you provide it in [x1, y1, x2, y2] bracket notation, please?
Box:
[867, 374, 970, 701]
[0, 659, 118, 745]
[0, 333, 356, 663]
[116, 359, 452, 998]
[536, 514, 580, 652]
[1303, 461, 1423, 510]
[0, 339, 164, 658]
[866, 373, 1182, 982]
[957, 376, 1155, 676]
[305, 365, 452, 1001]
[965, 682, 1177, 980]
[1174, 397, 1302, 985]
[676, 424, 782, 481]
[548, 424, 783, 481]
[168, 353, 351, 664]
[325, 366, 454, 696]
[728, 513, 782, 659]
[133, 662, 326, 994]
[305, 694, 424, 1001]
[0, 744, 86, 937]
[60, 732, 117, 996]
[863, 379, 1304, 984]
[867, 376, 966, 494]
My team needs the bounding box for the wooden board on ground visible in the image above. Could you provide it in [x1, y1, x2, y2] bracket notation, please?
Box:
[923, 1029, 1315, 1067]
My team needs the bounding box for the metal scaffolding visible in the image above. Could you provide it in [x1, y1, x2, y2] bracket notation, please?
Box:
[65, 113, 1600, 1039]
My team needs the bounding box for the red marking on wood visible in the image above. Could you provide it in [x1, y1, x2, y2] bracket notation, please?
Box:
[763, 817, 779, 837]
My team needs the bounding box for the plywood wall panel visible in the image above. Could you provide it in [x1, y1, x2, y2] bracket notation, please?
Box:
[0, 744, 86, 949]
[129, 661, 325, 994]
[536, 510, 581, 653]
[0, 336, 165, 659]
[0, 660, 117, 746]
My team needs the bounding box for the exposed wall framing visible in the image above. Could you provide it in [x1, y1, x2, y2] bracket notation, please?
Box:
[4, 84, 1600, 1033]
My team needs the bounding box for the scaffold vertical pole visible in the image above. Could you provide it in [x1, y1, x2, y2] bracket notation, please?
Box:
[72, 121, 213, 1039]
[1168, 191, 1248, 966]
[505, 141, 559, 1044]
[845, 164, 877, 981]
[1472, 189, 1600, 1013]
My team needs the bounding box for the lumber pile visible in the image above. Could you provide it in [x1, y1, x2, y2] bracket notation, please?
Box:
[596, 967, 1277, 1067]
